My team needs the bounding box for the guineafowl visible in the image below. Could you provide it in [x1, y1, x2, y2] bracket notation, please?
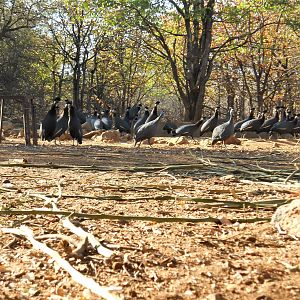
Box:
[145, 101, 160, 123]
[172, 119, 204, 140]
[94, 113, 103, 130]
[128, 103, 142, 121]
[112, 110, 131, 134]
[211, 108, 234, 146]
[258, 108, 280, 133]
[270, 115, 298, 136]
[76, 108, 87, 125]
[86, 110, 98, 130]
[69, 104, 83, 145]
[101, 108, 112, 130]
[240, 111, 266, 134]
[163, 121, 177, 134]
[52, 100, 70, 140]
[134, 111, 164, 146]
[200, 107, 219, 136]
[41, 97, 60, 142]
[234, 108, 255, 132]
[133, 106, 150, 134]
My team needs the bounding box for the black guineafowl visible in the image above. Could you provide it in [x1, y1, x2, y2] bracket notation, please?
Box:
[52, 100, 70, 140]
[68, 104, 83, 145]
[41, 97, 60, 142]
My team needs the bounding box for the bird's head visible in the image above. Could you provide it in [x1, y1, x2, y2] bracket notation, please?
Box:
[155, 101, 160, 105]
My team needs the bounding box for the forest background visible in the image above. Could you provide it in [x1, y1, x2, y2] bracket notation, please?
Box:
[1, 0, 300, 121]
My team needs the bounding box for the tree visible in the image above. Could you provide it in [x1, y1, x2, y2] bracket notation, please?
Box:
[46, 1, 105, 108]
[0, 0, 41, 40]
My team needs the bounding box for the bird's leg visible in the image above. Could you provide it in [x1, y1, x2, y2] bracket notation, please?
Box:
[148, 138, 152, 147]
[176, 136, 180, 143]
[72, 139, 75, 146]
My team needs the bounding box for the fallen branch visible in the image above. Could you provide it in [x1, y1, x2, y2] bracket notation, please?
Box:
[1, 226, 119, 300]
[29, 192, 290, 209]
[43, 182, 113, 258]
[0, 209, 271, 223]
[35, 233, 79, 247]
[62, 217, 113, 258]
[284, 164, 299, 184]
[1, 161, 299, 182]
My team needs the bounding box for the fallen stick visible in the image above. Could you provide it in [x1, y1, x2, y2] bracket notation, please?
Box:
[30, 192, 289, 209]
[62, 217, 113, 258]
[1, 226, 119, 300]
[45, 182, 113, 258]
[284, 164, 299, 184]
[0, 209, 271, 223]
[35, 233, 78, 247]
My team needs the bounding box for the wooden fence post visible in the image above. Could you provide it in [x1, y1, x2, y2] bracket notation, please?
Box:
[30, 99, 38, 146]
[23, 98, 31, 146]
[0, 99, 4, 144]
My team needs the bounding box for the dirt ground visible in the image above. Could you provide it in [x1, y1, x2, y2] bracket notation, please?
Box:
[0, 136, 299, 300]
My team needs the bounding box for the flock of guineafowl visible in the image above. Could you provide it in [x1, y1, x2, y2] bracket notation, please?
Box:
[40, 97, 300, 147]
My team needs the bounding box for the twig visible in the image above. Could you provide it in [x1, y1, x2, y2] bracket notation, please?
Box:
[0, 209, 271, 223]
[284, 164, 300, 184]
[62, 217, 113, 258]
[46, 182, 113, 258]
[35, 234, 78, 247]
[1, 226, 119, 300]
